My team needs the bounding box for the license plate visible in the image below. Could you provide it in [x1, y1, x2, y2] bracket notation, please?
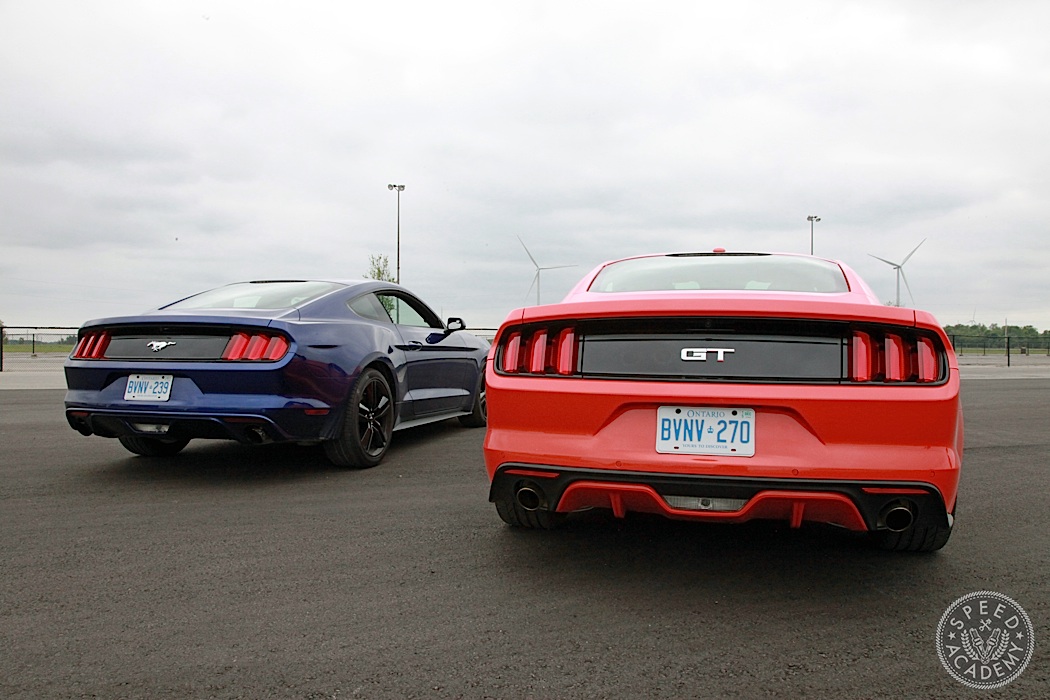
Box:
[124, 374, 173, 402]
[656, 406, 755, 456]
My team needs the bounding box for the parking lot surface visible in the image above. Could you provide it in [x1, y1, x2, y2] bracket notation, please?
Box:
[1, 375, 1047, 698]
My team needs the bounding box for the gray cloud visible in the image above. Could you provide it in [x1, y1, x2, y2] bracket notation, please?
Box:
[1, 0, 1049, 330]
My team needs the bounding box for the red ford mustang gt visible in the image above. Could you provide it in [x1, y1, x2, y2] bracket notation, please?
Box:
[483, 251, 962, 551]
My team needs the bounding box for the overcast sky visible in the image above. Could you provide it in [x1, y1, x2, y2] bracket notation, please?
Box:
[2, 0, 1048, 331]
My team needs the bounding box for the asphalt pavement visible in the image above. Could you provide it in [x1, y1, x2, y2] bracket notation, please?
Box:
[1, 365, 1047, 698]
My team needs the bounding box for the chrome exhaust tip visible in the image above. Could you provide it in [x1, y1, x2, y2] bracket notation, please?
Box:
[880, 501, 916, 532]
[515, 485, 543, 512]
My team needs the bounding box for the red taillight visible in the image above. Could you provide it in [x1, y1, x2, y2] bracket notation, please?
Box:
[849, 331, 873, 382]
[222, 332, 250, 360]
[243, 334, 269, 360]
[553, 328, 576, 375]
[884, 334, 905, 382]
[498, 325, 578, 376]
[916, 337, 938, 383]
[850, 328, 944, 384]
[263, 336, 289, 361]
[527, 330, 548, 373]
[221, 332, 290, 362]
[501, 332, 522, 373]
[71, 331, 111, 359]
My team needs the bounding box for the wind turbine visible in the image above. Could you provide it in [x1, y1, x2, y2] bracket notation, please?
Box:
[869, 238, 925, 307]
[518, 236, 575, 306]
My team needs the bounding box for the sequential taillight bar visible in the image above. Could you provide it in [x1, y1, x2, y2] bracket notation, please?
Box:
[849, 329, 943, 383]
[71, 331, 111, 359]
[498, 326, 578, 376]
[221, 332, 290, 361]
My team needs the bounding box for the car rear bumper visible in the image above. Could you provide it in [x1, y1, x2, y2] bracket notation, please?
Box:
[63, 365, 339, 444]
[489, 463, 952, 532]
[64, 406, 331, 445]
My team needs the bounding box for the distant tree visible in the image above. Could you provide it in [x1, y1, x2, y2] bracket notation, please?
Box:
[364, 254, 397, 316]
[365, 254, 396, 283]
[943, 322, 1045, 338]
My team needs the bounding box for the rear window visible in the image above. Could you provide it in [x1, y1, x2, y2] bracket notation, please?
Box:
[589, 254, 849, 294]
[163, 281, 343, 310]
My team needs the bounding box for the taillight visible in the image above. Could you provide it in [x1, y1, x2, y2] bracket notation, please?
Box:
[71, 331, 111, 359]
[916, 337, 938, 382]
[849, 331, 874, 382]
[884, 334, 906, 382]
[849, 328, 944, 384]
[502, 332, 522, 372]
[526, 330, 547, 373]
[221, 332, 290, 361]
[498, 325, 578, 376]
[552, 328, 577, 375]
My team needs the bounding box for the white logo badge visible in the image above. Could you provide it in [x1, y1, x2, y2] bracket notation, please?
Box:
[936, 590, 1035, 689]
[147, 341, 177, 352]
[680, 348, 735, 362]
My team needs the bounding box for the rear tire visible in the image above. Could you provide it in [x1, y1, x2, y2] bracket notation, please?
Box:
[118, 435, 189, 457]
[458, 372, 486, 428]
[324, 368, 394, 468]
[494, 499, 564, 530]
[871, 519, 953, 552]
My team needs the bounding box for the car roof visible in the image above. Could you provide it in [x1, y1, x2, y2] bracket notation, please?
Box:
[76, 278, 420, 328]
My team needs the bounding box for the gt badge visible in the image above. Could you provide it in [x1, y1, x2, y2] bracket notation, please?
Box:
[681, 348, 735, 362]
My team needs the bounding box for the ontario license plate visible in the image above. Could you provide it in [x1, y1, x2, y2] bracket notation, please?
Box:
[656, 406, 755, 456]
[124, 374, 173, 402]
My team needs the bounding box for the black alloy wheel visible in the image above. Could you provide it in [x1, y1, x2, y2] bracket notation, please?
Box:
[324, 367, 394, 468]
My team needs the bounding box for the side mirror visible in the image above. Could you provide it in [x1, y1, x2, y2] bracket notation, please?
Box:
[446, 317, 466, 331]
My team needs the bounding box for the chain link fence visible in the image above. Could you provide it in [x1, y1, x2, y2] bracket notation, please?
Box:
[949, 334, 1050, 356]
[1, 327, 79, 371]
[948, 334, 1050, 367]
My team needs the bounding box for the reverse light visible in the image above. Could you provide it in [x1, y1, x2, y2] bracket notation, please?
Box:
[664, 495, 748, 512]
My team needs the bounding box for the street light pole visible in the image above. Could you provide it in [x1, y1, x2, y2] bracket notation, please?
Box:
[387, 184, 405, 283]
[807, 215, 821, 255]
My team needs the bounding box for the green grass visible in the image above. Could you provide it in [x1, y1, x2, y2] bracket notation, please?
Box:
[955, 347, 1049, 356]
[955, 347, 1007, 355]
[1, 343, 74, 354]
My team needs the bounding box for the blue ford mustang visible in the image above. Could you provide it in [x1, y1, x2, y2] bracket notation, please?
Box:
[64, 280, 490, 467]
